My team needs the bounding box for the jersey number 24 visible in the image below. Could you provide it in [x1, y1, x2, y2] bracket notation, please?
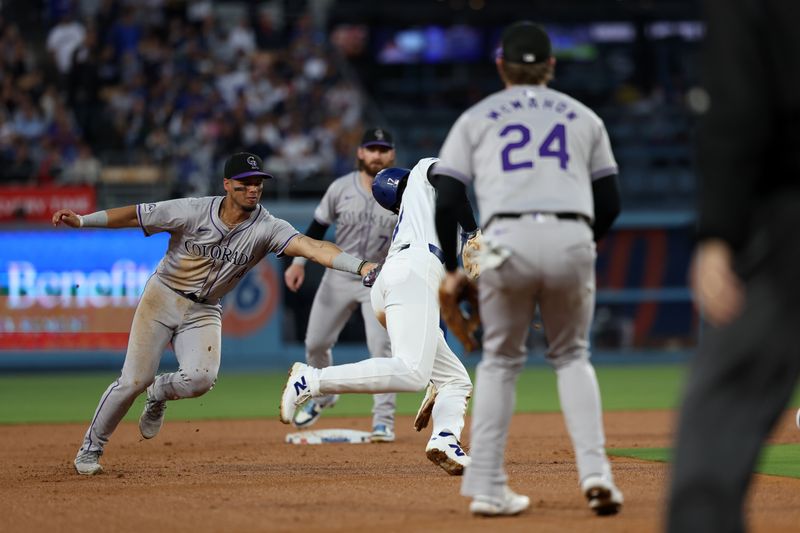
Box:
[500, 123, 569, 171]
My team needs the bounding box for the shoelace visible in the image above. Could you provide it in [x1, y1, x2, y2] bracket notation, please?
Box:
[146, 400, 166, 419]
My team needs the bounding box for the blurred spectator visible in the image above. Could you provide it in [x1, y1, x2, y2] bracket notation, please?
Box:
[227, 19, 256, 58]
[110, 7, 142, 60]
[46, 100, 80, 160]
[2, 25, 31, 80]
[12, 97, 46, 141]
[2, 140, 35, 185]
[68, 27, 101, 143]
[61, 141, 101, 185]
[1, 1, 371, 197]
[255, 11, 285, 50]
[35, 138, 63, 184]
[46, 13, 86, 76]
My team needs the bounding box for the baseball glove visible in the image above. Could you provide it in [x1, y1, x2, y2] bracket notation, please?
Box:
[461, 229, 483, 280]
[439, 281, 481, 352]
[362, 262, 382, 288]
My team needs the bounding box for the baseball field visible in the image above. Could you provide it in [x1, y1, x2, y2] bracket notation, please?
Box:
[1, 364, 799, 532]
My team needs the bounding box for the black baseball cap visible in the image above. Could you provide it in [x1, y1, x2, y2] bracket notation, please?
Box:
[223, 152, 273, 180]
[360, 127, 394, 149]
[501, 21, 551, 64]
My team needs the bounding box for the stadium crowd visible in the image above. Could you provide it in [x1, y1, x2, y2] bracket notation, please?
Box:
[0, 1, 367, 197]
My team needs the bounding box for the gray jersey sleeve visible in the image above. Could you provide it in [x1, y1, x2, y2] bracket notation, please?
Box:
[268, 215, 301, 257]
[589, 121, 618, 180]
[434, 113, 474, 185]
[137, 198, 196, 236]
[313, 180, 341, 225]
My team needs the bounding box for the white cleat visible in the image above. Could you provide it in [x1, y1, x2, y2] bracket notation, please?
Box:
[470, 486, 530, 517]
[425, 431, 470, 475]
[581, 475, 623, 516]
[413, 382, 437, 431]
[795, 408, 800, 430]
[74, 449, 103, 476]
[280, 362, 312, 424]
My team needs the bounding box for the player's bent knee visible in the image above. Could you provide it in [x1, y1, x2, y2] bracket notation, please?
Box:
[547, 349, 589, 370]
[117, 376, 153, 396]
[482, 352, 526, 372]
[183, 371, 217, 397]
[404, 369, 429, 391]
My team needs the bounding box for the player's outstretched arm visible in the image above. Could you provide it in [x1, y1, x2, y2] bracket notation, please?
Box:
[283, 234, 375, 277]
[52, 206, 140, 229]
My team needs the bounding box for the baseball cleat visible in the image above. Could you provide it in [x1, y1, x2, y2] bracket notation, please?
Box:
[795, 408, 800, 430]
[425, 431, 470, 475]
[470, 486, 530, 517]
[74, 449, 104, 476]
[413, 382, 437, 431]
[370, 424, 396, 443]
[292, 394, 339, 429]
[280, 362, 312, 424]
[581, 475, 623, 516]
[139, 385, 167, 439]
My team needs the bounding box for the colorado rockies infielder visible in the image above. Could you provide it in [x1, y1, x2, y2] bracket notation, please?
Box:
[284, 128, 398, 441]
[279, 158, 476, 475]
[53, 152, 376, 475]
[433, 22, 623, 516]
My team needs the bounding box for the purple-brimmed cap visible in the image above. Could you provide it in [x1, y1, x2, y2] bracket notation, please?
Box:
[360, 127, 395, 149]
[223, 152, 274, 180]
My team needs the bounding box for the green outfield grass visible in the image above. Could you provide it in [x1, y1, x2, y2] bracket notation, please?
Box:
[0, 364, 797, 425]
[609, 445, 800, 479]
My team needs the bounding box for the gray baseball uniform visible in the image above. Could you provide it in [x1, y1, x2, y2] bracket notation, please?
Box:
[296, 171, 397, 427]
[436, 85, 619, 499]
[79, 196, 299, 454]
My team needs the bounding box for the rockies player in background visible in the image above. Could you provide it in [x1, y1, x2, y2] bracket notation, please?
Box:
[53, 152, 377, 475]
[433, 22, 622, 516]
[279, 158, 476, 475]
[283, 128, 398, 442]
[668, 2, 800, 531]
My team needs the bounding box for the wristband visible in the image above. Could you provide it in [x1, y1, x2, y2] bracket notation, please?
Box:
[79, 211, 109, 228]
[332, 251, 366, 275]
[292, 257, 308, 266]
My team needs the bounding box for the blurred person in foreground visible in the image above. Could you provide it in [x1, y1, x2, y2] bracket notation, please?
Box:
[667, 1, 800, 532]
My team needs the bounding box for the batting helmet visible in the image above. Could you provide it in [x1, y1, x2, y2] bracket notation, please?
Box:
[372, 167, 410, 213]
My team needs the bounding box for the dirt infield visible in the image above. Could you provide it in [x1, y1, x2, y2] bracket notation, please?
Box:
[2, 410, 799, 533]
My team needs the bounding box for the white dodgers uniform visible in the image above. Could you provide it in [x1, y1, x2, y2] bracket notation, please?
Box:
[304, 158, 473, 439]
[436, 85, 619, 500]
